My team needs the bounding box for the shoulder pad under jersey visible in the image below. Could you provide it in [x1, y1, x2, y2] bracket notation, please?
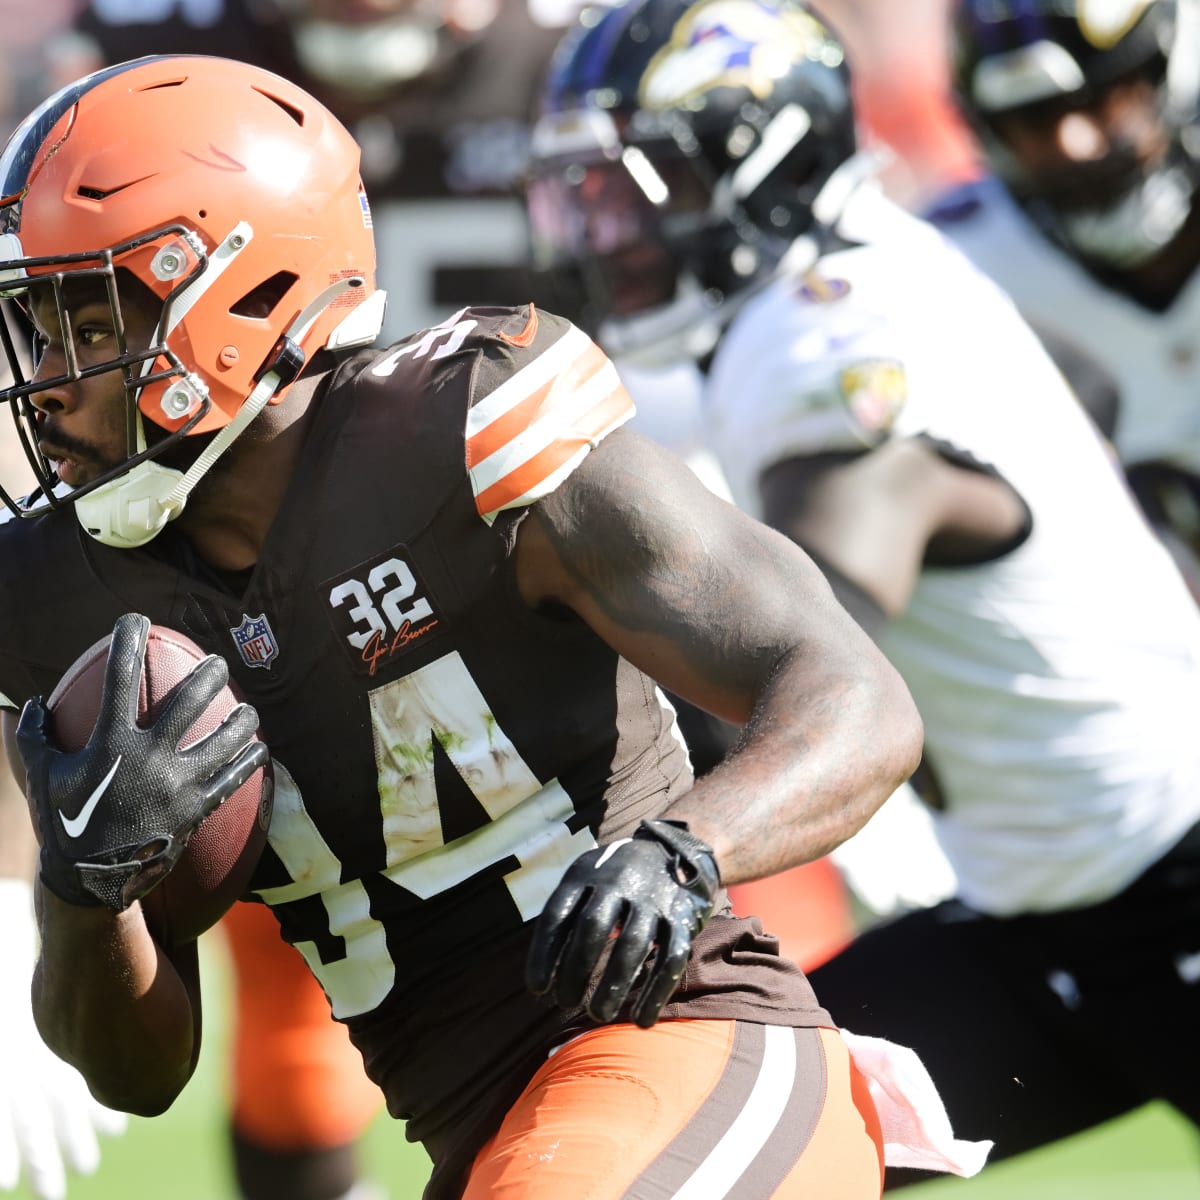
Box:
[710, 270, 910, 464]
[368, 304, 636, 524]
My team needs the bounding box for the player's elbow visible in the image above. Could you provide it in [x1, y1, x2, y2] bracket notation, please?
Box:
[32, 985, 195, 1117]
[92, 1077, 187, 1119]
[862, 657, 925, 819]
[58, 1039, 192, 1117]
[889, 671, 925, 782]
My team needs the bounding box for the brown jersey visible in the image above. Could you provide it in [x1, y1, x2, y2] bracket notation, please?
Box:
[0, 306, 830, 1198]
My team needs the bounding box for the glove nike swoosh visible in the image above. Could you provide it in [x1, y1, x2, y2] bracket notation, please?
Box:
[59, 755, 123, 839]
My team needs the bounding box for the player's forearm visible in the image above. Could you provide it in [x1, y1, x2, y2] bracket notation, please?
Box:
[31, 885, 198, 1116]
[666, 639, 923, 885]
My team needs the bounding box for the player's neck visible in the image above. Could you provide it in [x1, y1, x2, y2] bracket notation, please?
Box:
[172, 372, 326, 572]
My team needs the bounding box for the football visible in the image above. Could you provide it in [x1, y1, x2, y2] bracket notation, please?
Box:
[46, 623, 272, 944]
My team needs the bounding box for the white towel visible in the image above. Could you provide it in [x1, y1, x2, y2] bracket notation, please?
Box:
[840, 1027, 994, 1178]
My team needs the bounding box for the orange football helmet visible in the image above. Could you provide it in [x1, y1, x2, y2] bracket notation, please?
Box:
[0, 54, 384, 546]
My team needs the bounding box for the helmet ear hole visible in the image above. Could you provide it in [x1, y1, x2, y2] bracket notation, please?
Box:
[230, 271, 299, 320]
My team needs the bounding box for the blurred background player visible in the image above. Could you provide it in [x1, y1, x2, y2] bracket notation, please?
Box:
[525, 0, 1200, 1180]
[931, 0, 1200, 592]
[63, 0, 570, 341]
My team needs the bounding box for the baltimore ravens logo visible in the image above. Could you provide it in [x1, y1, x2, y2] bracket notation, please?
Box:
[839, 358, 907, 437]
[639, 0, 841, 110]
[797, 273, 851, 304]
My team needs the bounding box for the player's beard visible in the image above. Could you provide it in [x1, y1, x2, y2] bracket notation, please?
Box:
[37, 422, 125, 490]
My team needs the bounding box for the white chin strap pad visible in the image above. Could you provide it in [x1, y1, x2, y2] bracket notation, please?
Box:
[75, 367, 284, 549]
[73, 460, 187, 549]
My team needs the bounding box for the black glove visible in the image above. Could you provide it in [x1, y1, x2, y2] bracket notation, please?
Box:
[18, 612, 269, 913]
[526, 817, 720, 1028]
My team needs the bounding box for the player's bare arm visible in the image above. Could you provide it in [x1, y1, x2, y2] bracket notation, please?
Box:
[0, 614, 264, 1115]
[3, 706, 204, 1115]
[0, 708, 204, 1118]
[31, 877, 202, 1117]
[760, 439, 1031, 617]
[515, 426, 924, 881]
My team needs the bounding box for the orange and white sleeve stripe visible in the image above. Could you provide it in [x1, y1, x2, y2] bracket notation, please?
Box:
[466, 320, 635, 524]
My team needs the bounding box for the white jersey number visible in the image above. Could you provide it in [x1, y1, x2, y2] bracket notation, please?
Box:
[254, 651, 595, 1017]
[328, 557, 433, 652]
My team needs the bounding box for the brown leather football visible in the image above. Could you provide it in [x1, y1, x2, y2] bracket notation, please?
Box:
[47, 624, 272, 944]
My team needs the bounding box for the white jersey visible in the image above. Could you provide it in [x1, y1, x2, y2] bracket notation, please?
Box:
[616, 359, 733, 501]
[707, 184, 1200, 916]
[928, 174, 1200, 470]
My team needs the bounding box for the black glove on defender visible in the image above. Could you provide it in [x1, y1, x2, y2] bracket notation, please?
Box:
[18, 613, 269, 913]
[526, 817, 721, 1028]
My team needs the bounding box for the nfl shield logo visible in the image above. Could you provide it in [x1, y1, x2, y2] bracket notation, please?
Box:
[230, 612, 279, 670]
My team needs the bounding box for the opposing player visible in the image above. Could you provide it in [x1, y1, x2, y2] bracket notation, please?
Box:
[0, 53, 978, 1200]
[526, 0, 1200, 1179]
[933, 0, 1200, 590]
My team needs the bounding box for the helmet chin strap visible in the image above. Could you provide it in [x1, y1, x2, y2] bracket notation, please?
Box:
[74, 373, 280, 548]
[75, 276, 364, 550]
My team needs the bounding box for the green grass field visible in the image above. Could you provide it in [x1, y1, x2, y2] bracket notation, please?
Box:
[10, 936, 1199, 1200]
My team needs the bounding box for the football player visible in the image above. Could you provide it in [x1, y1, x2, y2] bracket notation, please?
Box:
[0, 310, 337, 1200]
[525, 0, 1200, 1179]
[931, 0, 1200, 592]
[16, 5, 573, 1198]
[0, 52, 991, 1200]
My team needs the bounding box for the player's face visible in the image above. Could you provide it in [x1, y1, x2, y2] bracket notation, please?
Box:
[23, 275, 160, 489]
[528, 152, 710, 317]
[991, 74, 1168, 212]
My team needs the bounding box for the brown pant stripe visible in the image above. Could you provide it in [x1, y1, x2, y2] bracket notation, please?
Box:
[623, 1026, 830, 1200]
[725, 1027, 827, 1200]
[620, 1022, 767, 1199]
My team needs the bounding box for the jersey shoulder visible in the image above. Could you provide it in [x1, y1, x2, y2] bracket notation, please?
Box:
[712, 247, 914, 458]
[922, 175, 1056, 284]
[922, 176, 994, 229]
[349, 305, 635, 524]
